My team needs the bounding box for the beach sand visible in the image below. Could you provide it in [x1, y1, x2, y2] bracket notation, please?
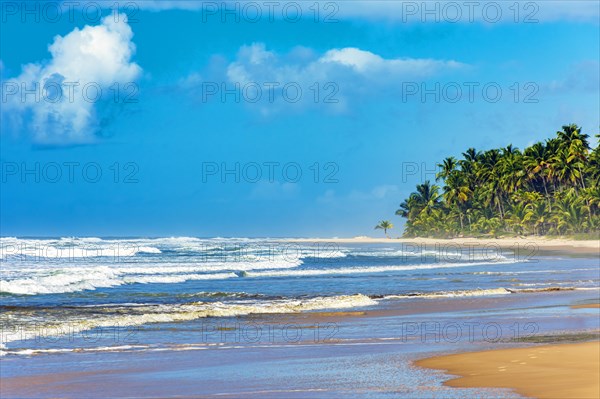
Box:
[571, 303, 600, 309]
[416, 341, 600, 399]
[288, 236, 600, 256]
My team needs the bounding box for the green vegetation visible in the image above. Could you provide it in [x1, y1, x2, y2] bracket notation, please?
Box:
[375, 220, 394, 237]
[397, 124, 600, 238]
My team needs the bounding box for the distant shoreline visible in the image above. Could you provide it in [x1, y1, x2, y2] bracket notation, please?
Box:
[287, 236, 600, 256]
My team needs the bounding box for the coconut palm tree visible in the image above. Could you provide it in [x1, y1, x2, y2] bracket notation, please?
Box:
[551, 147, 583, 189]
[552, 191, 586, 234]
[557, 124, 590, 151]
[374, 221, 394, 237]
[442, 172, 471, 230]
[508, 202, 531, 235]
[414, 181, 442, 215]
[526, 201, 548, 235]
[524, 142, 553, 209]
[436, 157, 457, 181]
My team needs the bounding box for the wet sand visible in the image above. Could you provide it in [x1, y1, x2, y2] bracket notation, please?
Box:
[571, 303, 600, 309]
[288, 236, 600, 256]
[416, 341, 600, 399]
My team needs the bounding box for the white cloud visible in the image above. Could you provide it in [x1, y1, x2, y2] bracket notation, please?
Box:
[319, 47, 463, 75]
[227, 43, 463, 82]
[2, 14, 141, 145]
[205, 42, 465, 113]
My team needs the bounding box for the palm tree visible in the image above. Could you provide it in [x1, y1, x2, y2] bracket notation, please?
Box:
[499, 149, 525, 195]
[557, 124, 590, 151]
[436, 157, 457, 181]
[442, 172, 471, 230]
[462, 148, 480, 164]
[568, 140, 589, 189]
[524, 142, 553, 209]
[413, 181, 442, 215]
[477, 149, 506, 219]
[581, 186, 600, 218]
[526, 201, 547, 235]
[551, 146, 583, 189]
[552, 191, 586, 234]
[586, 135, 600, 187]
[508, 202, 531, 235]
[375, 221, 393, 237]
[459, 148, 481, 189]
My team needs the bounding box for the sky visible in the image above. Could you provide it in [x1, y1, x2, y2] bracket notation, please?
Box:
[1, 1, 599, 237]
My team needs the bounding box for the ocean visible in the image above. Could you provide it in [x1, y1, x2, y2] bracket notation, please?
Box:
[1, 236, 598, 358]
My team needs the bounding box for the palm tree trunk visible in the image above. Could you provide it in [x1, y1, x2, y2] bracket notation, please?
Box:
[579, 166, 586, 189]
[497, 195, 505, 219]
[542, 178, 552, 212]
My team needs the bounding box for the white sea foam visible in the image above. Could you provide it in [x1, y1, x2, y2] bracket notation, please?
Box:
[0, 294, 377, 351]
[243, 259, 518, 278]
[0, 256, 516, 295]
[383, 287, 513, 299]
[115, 259, 304, 274]
[0, 236, 518, 296]
[0, 257, 306, 295]
[125, 273, 239, 284]
[0, 241, 162, 259]
[0, 267, 123, 295]
[0, 345, 152, 357]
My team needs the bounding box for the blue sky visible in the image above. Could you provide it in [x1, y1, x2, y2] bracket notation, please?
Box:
[1, 1, 599, 237]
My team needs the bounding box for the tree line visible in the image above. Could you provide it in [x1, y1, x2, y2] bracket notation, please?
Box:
[396, 124, 600, 238]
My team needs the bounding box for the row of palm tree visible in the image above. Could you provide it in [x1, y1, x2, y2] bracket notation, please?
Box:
[397, 124, 600, 238]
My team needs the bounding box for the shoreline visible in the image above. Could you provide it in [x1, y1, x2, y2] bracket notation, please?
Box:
[287, 236, 600, 256]
[415, 340, 600, 399]
[2, 240, 598, 398]
[2, 289, 599, 398]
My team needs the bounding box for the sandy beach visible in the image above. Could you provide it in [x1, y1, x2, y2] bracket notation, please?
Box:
[288, 236, 600, 256]
[416, 340, 600, 399]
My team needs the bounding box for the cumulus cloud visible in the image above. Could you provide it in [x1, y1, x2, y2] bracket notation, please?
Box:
[319, 47, 464, 75]
[177, 42, 464, 114]
[227, 43, 464, 82]
[1, 14, 141, 145]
